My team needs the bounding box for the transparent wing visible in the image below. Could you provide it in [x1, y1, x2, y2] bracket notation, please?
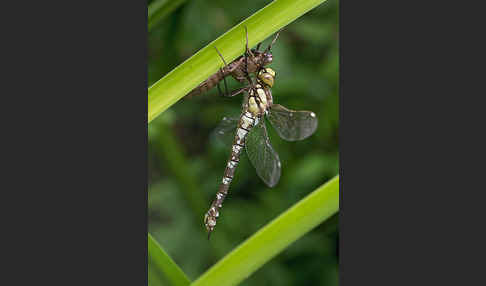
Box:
[211, 116, 239, 145]
[267, 104, 318, 141]
[245, 118, 281, 187]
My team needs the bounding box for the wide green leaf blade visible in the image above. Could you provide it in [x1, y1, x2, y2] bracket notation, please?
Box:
[148, 0, 329, 123]
[148, 233, 191, 286]
[191, 175, 339, 286]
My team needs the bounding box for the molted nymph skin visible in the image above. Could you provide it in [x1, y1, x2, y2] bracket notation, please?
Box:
[263, 52, 273, 65]
[186, 50, 274, 98]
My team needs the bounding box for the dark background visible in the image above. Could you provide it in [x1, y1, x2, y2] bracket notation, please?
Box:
[4, 0, 477, 285]
[148, 0, 339, 285]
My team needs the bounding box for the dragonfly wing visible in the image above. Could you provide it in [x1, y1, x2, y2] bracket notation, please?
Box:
[267, 104, 318, 141]
[245, 118, 281, 187]
[212, 116, 239, 145]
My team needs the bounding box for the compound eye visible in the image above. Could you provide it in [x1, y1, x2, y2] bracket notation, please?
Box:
[265, 68, 276, 78]
[262, 74, 274, 87]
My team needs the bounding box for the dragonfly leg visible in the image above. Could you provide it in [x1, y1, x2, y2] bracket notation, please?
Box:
[265, 29, 281, 52]
[242, 49, 253, 91]
[243, 26, 260, 70]
[255, 42, 262, 51]
[244, 51, 248, 78]
[242, 40, 255, 85]
[215, 68, 232, 97]
[242, 51, 254, 87]
[214, 46, 228, 67]
[224, 86, 248, 97]
[244, 26, 255, 58]
[222, 74, 230, 96]
[214, 46, 232, 97]
[216, 74, 231, 97]
[216, 81, 223, 97]
[243, 29, 250, 80]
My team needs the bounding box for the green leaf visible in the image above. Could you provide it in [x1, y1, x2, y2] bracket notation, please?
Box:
[148, 233, 191, 286]
[148, 0, 329, 123]
[190, 175, 339, 286]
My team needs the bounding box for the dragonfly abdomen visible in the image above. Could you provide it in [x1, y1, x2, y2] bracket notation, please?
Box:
[204, 111, 257, 235]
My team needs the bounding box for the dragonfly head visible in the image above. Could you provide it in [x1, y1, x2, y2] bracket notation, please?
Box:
[257, 68, 276, 87]
[262, 51, 273, 65]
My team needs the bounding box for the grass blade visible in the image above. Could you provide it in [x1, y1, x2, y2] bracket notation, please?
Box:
[148, 233, 191, 286]
[148, 0, 328, 123]
[190, 175, 339, 286]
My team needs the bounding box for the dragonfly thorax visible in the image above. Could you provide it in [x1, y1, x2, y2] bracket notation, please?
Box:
[247, 68, 276, 116]
[257, 88, 268, 106]
[248, 84, 271, 116]
[248, 96, 261, 116]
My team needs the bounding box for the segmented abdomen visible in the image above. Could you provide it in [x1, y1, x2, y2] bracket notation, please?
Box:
[185, 70, 226, 98]
[204, 111, 258, 233]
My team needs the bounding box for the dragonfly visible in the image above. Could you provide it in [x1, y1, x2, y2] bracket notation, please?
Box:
[204, 67, 318, 237]
[185, 27, 280, 98]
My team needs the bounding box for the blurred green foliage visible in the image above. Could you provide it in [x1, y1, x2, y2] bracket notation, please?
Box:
[148, 0, 339, 285]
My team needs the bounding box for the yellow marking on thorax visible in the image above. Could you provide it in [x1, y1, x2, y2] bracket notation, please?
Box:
[248, 97, 260, 116]
[257, 88, 268, 110]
